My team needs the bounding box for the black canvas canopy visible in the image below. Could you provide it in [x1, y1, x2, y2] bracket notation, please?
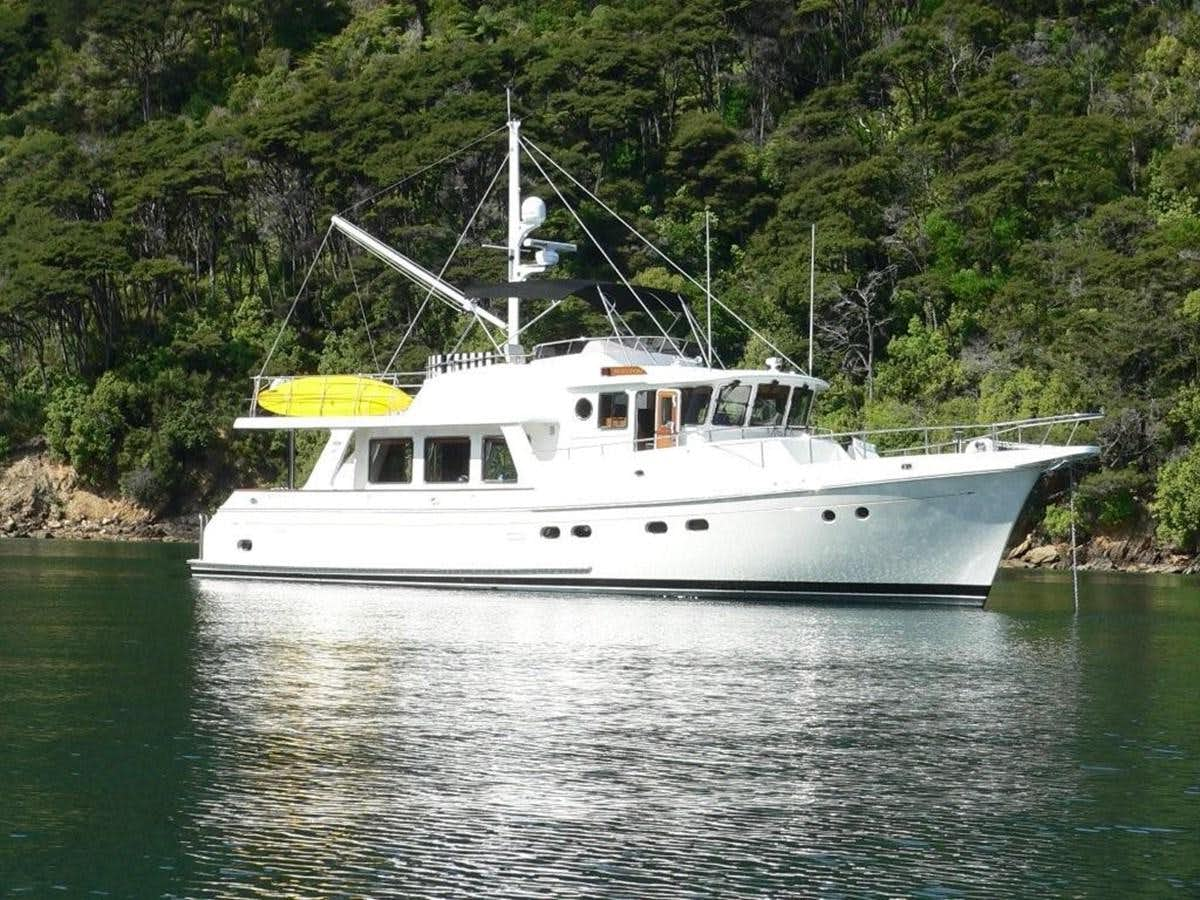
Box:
[463, 280, 688, 316]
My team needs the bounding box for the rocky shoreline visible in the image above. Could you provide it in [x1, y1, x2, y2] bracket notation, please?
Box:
[1001, 533, 1198, 575]
[0, 451, 196, 543]
[2, 449, 1197, 574]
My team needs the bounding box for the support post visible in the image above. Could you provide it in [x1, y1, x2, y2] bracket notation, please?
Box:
[808, 222, 816, 376]
[705, 208, 712, 367]
[288, 431, 295, 489]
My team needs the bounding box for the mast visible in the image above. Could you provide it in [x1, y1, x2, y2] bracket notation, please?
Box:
[506, 114, 523, 360]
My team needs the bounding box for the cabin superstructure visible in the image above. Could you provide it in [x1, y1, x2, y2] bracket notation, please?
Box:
[235, 335, 829, 494]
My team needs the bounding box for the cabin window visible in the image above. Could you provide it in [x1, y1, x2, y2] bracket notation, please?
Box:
[787, 387, 814, 429]
[575, 398, 593, 420]
[750, 383, 790, 426]
[712, 382, 752, 427]
[598, 391, 629, 429]
[680, 386, 712, 426]
[368, 437, 413, 483]
[424, 437, 471, 483]
[482, 435, 518, 482]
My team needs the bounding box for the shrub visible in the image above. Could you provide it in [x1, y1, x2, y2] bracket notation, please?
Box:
[1042, 503, 1078, 541]
[44, 380, 89, 462]
[1152, 445, 1200, 549]
[1076, 467, 1149, 529]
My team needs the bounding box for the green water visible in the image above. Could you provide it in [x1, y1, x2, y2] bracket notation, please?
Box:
[1, 538, 1197, 897]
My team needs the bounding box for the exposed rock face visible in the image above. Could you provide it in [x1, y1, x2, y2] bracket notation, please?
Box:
[0, 450, 195, 542]
[1025, 545, 1061, 566]
[1002, 532, 1197, 574]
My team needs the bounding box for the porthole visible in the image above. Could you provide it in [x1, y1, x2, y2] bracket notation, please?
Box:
[541, 526, 560, 539]
[645, 521, 667, 534]
[685, 519, 709, 531]
[855, 507, 870, 519]
[821, 510, 836, 523]
[575, 398, 593, 420]
[571, 525, 592, 538]
[237, 539, 253, 551]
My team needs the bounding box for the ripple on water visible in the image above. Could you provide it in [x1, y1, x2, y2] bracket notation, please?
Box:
[142, 583, 1189, 897]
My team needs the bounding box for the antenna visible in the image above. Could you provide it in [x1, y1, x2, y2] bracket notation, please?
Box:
[705, 208, 712, 367]
[808, 222, 816, 376]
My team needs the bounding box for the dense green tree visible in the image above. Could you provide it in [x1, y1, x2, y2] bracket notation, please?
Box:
[0, 0, 1198, 538]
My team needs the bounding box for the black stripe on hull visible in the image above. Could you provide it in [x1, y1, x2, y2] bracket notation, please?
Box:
[188, 563, 990, 606]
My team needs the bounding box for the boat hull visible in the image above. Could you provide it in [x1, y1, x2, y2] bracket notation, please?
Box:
[190, 463, 1045, 606]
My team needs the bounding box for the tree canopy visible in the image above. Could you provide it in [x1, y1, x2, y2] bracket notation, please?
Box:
[1, 0, 1198, 547]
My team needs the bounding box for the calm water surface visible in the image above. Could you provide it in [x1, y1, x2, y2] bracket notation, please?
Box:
[1, 539, 1197, 897]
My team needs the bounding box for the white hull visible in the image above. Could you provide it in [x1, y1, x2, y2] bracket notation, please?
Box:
[191, 445, 1066, 605]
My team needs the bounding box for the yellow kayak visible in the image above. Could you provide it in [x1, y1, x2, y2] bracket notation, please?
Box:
[256, 375, 412, 417]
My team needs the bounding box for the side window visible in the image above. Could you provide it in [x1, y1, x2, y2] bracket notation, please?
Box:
[787, 387, 814, 429]
[598, 391, 629, 429]
[680, 386, 712, 426]
[482, 436, 518, 482]
[750, 383, 790, 426]
[424, 437, 471, 483]
[712, 382, 752, 427]
[368, 438, 413, 483]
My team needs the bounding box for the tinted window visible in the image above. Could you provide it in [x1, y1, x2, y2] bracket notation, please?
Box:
[368, 438, 413, 483]
[482, 436, 517, 482]
[681, 386, 712, 425]
[712, 383, 752, 427]
[750, 383, 790, 426]
[424, 437, 471, 483]
[787, 387, 814, 429]
[599, 392, 629, 429]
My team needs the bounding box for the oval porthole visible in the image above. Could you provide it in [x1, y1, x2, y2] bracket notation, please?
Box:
[855, 507, 870, 519]
[645, 521, 667, 534]
[571, 524, 592, 538]
[541, 526, 560, 539]
[237, 539, 253, 551]
[575, 398, 593, 420]
[685, 519, 709, 531]
[821, 510, 836, 523]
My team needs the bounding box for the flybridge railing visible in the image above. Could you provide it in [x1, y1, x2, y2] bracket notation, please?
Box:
[245, 372, 427, 418]
[813, 412, 1103, 457]
[531, 335, 701, 361]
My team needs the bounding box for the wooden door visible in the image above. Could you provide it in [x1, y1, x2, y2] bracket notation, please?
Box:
[655, 389, 681, 449]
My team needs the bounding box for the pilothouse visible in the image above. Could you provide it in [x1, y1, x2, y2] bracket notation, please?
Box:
[190, 112, 1099, 604]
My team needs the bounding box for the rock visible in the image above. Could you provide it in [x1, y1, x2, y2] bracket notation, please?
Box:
[1007, 534, 1033, 560]
[1026, 545, 1061, 566]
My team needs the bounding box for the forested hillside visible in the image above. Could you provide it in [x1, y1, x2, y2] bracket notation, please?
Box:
[1, 0, 1199, 549]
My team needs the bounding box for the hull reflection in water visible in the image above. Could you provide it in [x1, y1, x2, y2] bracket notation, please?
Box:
[185, 579, 1102, 897]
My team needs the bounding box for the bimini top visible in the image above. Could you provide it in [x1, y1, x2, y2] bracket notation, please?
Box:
[463, 280, 687, 316]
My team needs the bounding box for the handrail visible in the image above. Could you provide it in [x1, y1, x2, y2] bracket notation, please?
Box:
[815, 412, 1102, 456]
[554, 412, 1100, 461]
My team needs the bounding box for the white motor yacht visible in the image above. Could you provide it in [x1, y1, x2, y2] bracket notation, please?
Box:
[190, 115, 1098, 605]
